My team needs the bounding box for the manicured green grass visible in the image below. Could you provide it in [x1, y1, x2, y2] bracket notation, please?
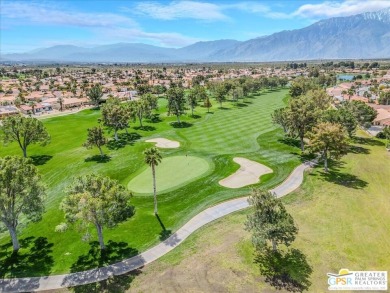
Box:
[116, 132, 390, 293]
[128, 155, 211, 194]
[0, 88, 302, 277]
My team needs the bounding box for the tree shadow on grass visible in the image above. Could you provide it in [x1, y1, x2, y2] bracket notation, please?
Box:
[133, 125, 156, 131]
[65, 240, 142, 293]
[235, 103, 249, 108]
[190, 114, 201, 119]
[107, 133, 142, 150]
[70, 270, 142, 293]
[0, 236, 54, 277]
[84, 155, 111, 163]
[319, 170, 368, 189]
[29, 155, 53, 166]
[348, 145, 370, 154]
[255, 247, 312, 292]
[146, 114, 162, 123]
[279, 137, 301, 148]
[298, 153, 316, 162]
[70, 241, 139, 273]
[170, 121, 192, 128]
[352, 136, 384, 146]
[156, 214, 172, 241]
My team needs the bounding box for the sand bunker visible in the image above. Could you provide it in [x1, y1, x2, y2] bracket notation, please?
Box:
[219, 157, 273, 188]
[146, 138, 180, 148]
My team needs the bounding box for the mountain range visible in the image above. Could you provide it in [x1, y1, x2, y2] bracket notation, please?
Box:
[2, 8, 390, 63]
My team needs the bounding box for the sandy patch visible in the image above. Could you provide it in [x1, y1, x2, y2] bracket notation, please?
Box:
[219, 157, 273, 188]
[145, 138, 180, 148]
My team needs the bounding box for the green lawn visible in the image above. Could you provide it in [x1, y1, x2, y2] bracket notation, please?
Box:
[128, 155, 211, 194]
[98, 132, 389, 293]
[0, 88, 302, 277]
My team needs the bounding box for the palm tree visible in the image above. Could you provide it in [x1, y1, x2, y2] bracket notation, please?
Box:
[144, 147, 162, 214]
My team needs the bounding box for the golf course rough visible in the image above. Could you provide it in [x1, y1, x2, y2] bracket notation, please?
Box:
[128, 155, 211, 194]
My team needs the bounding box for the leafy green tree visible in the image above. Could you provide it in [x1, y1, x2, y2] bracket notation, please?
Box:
[58, 174, 134, 250]
[134, 98, 151, 128]
[0, 156, 45, 251]
[322, 108, 357, 138]
[307, 122, 348, 172]
[142, 93, 158, 112]
[378, 91, 390, 105]
[83, 126, 107, 156]
[1, 115, 51, 157]
[287, 94, 319, 151]
[272, 108, 289, 133]
[204, 96, 212, 113]
[144, 147, 162, 215]
[245, 189, 298, 252]
[344, 101, 377, 128]
[214, 83, 228, 108]
[278, 77, 288, 88]
[230, 87, 244, 103]
[166, 87, 186, 123]
[101, 98, 128, 141]
[136, 84, 151, 96]
[187, 86, 202, 116]
[305, 89, 332, 111]
[289, 81, 305, 98]
[87, 85, 103, 108]
[289, 77, 320, 98]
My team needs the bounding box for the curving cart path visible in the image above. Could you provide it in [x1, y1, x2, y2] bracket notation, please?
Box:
[0, 160, 316, 293]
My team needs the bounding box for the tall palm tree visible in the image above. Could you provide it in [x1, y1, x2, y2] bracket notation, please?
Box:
[144, 147, 162, 214]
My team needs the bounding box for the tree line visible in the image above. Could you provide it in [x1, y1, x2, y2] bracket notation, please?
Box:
[272, 78, 380, 172]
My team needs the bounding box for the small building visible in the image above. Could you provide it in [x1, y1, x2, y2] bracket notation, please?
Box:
[0, 106, 19, 119]
[19, 103, 44, 115]
[373, 108, 390, 126]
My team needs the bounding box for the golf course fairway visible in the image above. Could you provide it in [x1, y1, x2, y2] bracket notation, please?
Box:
[128, 155, 211, 194]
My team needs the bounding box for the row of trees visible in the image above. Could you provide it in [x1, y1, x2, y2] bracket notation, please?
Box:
[0, 108, 166, 252]
[273, 84, 378, 171]
[164, 76, 290, 123]
[0, 144, 163, 252]
[86, 74, 295, 128]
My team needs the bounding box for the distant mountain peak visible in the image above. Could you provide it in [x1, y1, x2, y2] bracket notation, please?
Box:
[1, 10, 389, 63]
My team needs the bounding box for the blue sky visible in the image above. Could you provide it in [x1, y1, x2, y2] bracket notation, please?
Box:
[1, 0, 390, 53]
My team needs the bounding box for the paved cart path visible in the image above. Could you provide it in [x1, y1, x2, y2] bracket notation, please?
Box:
[0, 160, 316, 293]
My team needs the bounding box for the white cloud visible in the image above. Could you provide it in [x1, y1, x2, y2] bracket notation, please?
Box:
[132, 0, 390, 22]
[224, 2, 290, 19]
[0, 1, 138, 28]
[133, 1, 228, 21]
[292, 0, 390, 18]
[99, 28, 201, 47]
[0, 1, 200, 48]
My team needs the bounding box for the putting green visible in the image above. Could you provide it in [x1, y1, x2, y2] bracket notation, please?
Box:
[128, 155, 211, 194]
